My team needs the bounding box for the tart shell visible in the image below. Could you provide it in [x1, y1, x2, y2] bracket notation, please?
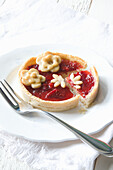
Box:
[18, 52, 87, 111]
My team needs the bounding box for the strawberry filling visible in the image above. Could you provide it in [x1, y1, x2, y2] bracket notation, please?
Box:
[25, 78, 74, 101]
[59, 59, 83, 72]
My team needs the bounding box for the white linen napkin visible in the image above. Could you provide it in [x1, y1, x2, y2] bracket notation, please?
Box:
[0, 0, 113, 169]
[0, 124, 112, 170]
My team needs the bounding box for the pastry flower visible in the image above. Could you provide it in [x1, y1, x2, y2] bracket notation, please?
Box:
[21, 68, 46, 88]
[36, 54, 61, 72]
[51, 74, 66, 88]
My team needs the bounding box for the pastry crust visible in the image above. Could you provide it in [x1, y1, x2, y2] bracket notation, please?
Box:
[18, 51, 87, 112]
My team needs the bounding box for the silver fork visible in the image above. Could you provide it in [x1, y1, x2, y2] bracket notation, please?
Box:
[0, 80, 113, 157]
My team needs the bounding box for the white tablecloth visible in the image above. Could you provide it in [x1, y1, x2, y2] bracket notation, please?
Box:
[0, 0, 113, 169]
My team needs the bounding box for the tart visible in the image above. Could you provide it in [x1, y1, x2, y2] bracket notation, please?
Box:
[18, 51, 87, 111]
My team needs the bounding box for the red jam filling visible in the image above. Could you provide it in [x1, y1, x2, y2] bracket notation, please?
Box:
[25, 83, 73, 101]
[59, 59, 83, 72]
[68, 70, 95, 98]
[25, 60, 76, 101]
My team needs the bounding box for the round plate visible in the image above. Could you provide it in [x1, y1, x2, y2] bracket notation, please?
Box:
[0, 44, 113, 142]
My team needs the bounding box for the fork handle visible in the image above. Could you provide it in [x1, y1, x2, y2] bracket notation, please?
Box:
[42, 111, 113, 156]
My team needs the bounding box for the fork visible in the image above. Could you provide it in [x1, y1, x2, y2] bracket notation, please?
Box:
[0, 80, 113, 157]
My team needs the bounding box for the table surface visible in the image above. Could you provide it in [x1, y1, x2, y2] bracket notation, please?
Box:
[0, 0, 113, 169]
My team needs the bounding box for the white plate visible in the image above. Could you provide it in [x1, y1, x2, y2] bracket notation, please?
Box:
[0, 44, 113, 142]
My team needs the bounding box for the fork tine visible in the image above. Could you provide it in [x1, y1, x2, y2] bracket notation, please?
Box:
[3, 79, 21, 103]
[0, 81, 19, 106]
[0, 87, 19, 110]
[4, 79, 15, 93]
